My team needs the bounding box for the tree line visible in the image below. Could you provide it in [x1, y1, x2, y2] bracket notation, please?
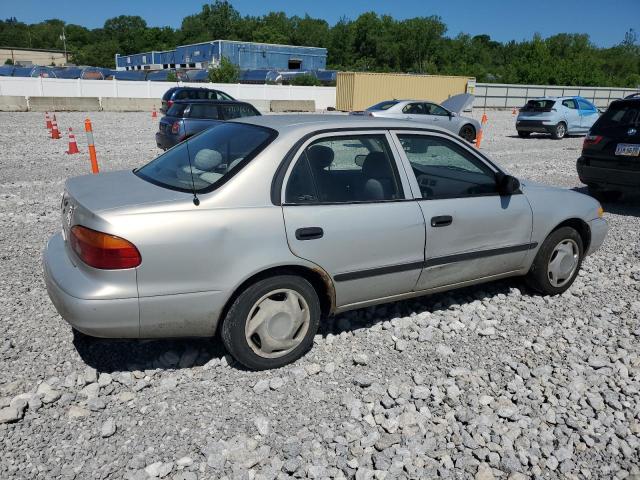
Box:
[1, 1, 639, 87]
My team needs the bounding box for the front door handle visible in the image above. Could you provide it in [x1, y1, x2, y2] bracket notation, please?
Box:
[295, 227, 324, 240]
[431, 215, 452, 227]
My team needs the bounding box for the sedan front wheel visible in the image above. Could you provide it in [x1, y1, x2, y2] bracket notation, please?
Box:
[525, 226, 583, 295]
[221, 275, 321, 370]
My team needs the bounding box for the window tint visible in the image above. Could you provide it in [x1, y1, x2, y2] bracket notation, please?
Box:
[598, 102, 640, 128]
[425, 103, 449, 116]
[523, 99, 556, 112]
[398, 135, 498, 199]
[166, 103, 188, 117]
[221, 104, 259, 119]
[562, 99, 578, 109]
[188, 104, 219, 119]
[176, 90, 190, 100]
[135, 123, 275, 193]
[403, 103, 426, 115]
[217, 91, 234, 100]
[577, 99, 595, 111]
[285, 135, 403, 204]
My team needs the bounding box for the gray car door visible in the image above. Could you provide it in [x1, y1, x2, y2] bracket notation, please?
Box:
[281, 131, 426, 308]
[391, 131, 534, 291]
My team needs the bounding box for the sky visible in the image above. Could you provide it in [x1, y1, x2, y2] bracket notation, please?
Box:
[5, 0, 640, 48]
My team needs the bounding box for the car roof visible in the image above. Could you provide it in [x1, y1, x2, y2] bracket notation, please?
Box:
[232, 114, 456, 136]
[172, 99, 247, 105]
[173, 86, 224, 91]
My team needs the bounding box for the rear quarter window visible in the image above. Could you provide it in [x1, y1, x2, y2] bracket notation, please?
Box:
[166, 103, 188, 117]
[221, 104, 260, 120]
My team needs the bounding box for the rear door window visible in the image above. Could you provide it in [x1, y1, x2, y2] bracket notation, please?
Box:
[285, 135, 404, 204]
[562, 99, 578, 109]
[403, 103, 426, 115]
[188, 104, 220, 119]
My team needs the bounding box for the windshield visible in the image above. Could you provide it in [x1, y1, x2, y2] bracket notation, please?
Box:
[522, 99, 556, 112]
[367, 101, 399, 111]
[597, 102, 640, 128]
[135, 123, 276, 193]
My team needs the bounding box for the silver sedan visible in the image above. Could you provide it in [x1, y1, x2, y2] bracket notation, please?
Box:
[43, 115, 607, 370]
[351, 94, 481, 143]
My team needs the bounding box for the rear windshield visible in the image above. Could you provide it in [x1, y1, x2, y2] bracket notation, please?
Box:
[597, 102, 640, 128]
[522, 99, 556, 112]
[135, 123, 276, 193]
[367, 101, 399, 111]
[167, 103, 188, 117]
[221, 103, 259, 120]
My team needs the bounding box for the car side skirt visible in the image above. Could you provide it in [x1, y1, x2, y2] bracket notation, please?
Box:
[334, 269, 527, 314]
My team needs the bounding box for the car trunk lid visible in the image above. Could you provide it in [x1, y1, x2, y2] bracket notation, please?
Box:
[64, 170, 189, 215]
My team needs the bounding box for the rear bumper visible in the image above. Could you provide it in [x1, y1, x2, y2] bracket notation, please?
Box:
[586, 218, 608, 256]
[155, 131, 182, 150]
[43, 233, 140, 337]
[516, 120, 555, 133]
[577, 157, 640, 191]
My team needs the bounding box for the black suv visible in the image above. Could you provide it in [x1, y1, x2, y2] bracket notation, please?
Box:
[577, 95, 640, 199]
[160, 87, 235, 113]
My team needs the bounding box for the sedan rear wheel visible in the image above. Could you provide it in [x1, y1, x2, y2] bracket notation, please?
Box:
[221, 275, 321, 370]
[551, 122, 567, 140]
[525, 226, 583, 295]
[459, 124, 476, 143]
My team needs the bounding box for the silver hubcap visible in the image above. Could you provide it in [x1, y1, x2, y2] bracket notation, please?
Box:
[245, 289, 310, 358]
[547, 239, 579, 288]
[557, 124, 566, 137]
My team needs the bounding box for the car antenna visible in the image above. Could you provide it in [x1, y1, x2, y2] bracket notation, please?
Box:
[184, 141, 200, 206]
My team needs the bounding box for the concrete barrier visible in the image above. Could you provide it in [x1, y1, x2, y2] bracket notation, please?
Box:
[244, 99, 270, 113]
[101, 97, 162, 112]
[270, 100, 315, 113]
[0, 96, 28, 112]
[29, 96, 101, 112]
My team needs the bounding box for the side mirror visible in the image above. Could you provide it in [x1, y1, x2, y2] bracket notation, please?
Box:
[497, 174, 520, 195]
[449, 111, 457, 117]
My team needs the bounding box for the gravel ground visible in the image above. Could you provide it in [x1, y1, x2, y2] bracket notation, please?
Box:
[0, 111, 639, 480]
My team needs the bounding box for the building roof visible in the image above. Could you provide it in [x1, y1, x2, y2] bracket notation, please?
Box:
[0, 46, 68, 54]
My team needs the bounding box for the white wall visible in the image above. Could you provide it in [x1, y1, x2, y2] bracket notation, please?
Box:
[0, 77, 337, 110]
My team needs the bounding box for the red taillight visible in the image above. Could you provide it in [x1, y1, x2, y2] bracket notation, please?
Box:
[167, 100, 174, 109]
[70, 226, 141, 269]
[583, 134, 603, 147]
[171, 121, 180, 134]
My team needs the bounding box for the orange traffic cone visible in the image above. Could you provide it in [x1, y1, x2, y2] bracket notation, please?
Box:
[66, 128, 80, 154]
[51, 119, 61, 140]
[476, 129, 484, 149]
[45, 112, 52, 130]
[152, 107, 157, 119]
[481, 112, 488, 125]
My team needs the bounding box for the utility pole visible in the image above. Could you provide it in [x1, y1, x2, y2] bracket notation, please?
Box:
[60, 27, 67, 65]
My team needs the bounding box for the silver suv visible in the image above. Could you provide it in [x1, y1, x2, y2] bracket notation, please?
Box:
[516, 96, 599, 139]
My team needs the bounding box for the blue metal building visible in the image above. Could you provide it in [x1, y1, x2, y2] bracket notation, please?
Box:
[115, 40, 327, 72]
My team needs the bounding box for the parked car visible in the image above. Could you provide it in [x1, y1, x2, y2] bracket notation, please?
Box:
[516, 96, 599, 139]
[160, 87, 235, 113]
[577, 95, 640, 199]
[350, 94, 480, 143]
[155, 99, 260, 150]
[43, 116, 607, 370]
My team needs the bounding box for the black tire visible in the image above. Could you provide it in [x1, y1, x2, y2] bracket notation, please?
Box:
[221, 275, 321, 370]
[459, 124, 476, 143]
[525, 226, 584, 295]
[551, 122, 567, 140]
[517, 130, 531, 138]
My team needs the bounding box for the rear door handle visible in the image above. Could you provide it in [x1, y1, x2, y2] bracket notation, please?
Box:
[295, 227, 324, 240]
[431, 215, 452, 227]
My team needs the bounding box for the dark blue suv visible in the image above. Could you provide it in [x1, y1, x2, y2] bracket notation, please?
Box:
[155, 100, 260, 150]
[160, 87, 235, 114]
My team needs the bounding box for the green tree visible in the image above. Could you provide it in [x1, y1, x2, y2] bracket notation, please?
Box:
[289, 73, 321, 86]
[208, 56, 239, 83]
[4, 58, 13, 65]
